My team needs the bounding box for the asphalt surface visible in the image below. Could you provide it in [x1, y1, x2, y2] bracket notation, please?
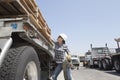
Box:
[58, 67, 120, 80]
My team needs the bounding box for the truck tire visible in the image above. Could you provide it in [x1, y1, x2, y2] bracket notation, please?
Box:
[102, 60, 108, 70]
[98, 60, 103, 70]
[0, 46, 40, 80]
[83, 62, 85, 67]
[77, 64, 79, 70]
[102, 59, 112, 70]
[88, 61, 92, 68]
[114, 59, 120, 73]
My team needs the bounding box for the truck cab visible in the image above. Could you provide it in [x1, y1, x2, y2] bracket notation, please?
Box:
[86, 44, 112, 69]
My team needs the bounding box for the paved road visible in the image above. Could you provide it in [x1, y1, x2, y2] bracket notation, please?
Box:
[58, 67, 120, 80]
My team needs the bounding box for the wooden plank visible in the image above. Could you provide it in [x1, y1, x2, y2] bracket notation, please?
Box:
[29, 15, 52, 44]
[38, 21, 44, 29]
[0, 0, 29, 15]
[13, 0, 29, 15]
[37, 13, 46, 28]
[20, 0, 37, 19]
[29, 14, 42, 29]
[11, 1, 27, 14]
[31, 0, 38, 9]
[36, 26, 53, 45]
[45, 23, 51, 35]
[37, 10, 51, 36]
[0, 1, 20, 14]
[0, 15, 28, 18]
[25, 0, 37, 12]
[0, 2, 12, 15]
[41, 28, 51, 39]
[38, 17, 51, 36]
[0, 5, 10, 15]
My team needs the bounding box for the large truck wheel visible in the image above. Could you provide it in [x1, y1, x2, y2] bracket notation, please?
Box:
[88, 61, 92, 68]
[83, 62, 85, 67]
[114, 59, 120, 73]
[98, 60, 103, 70]
[102, 59, 112, 70]
[0, 46, 40, 80]
[102, 60, 108, 70]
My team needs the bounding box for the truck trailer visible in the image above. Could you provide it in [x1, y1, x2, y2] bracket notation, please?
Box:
[0, 0, 55, 80]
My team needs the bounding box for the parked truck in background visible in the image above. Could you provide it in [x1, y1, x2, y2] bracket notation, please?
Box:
[94, 38, 120, 72]
[71, 55, 80, 69]
[84, 50, 92, 67]
[0, 0, 55, 80]
[85, 41, 120, 73]
[111, 38, 120, 72]
[79, 56, 85, 62]
[85, 44, 113, 70]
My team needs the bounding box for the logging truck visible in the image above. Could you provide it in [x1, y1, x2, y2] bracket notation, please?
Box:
[0, 0, 54, 80]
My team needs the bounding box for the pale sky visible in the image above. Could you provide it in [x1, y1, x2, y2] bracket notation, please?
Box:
[36, 0, 120, 55]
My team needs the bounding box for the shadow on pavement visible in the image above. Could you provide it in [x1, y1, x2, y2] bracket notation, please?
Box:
[105, 70, 120, 76]
[92, 68, 120, 77]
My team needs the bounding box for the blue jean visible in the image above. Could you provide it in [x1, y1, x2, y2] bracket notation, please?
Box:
[66, 67, 72, 80]
[52, 63, 72, 80]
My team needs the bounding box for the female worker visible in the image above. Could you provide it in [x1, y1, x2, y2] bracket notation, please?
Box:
[51, 33, 72, 80]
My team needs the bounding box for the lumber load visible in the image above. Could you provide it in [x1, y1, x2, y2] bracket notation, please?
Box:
[0, 0, 53, 45]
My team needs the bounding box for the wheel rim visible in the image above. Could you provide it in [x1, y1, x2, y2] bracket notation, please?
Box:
[23, 61, 38, 80]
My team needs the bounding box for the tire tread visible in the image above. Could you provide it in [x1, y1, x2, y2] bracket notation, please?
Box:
[0, 46, 28, 80]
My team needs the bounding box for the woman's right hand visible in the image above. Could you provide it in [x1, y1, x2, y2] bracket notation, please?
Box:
[66, 54, 71, 62]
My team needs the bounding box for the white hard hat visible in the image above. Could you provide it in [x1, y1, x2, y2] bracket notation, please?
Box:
[59, 33, 68, 42]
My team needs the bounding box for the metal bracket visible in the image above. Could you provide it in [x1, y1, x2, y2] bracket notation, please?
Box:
[0, 38, 13, 67]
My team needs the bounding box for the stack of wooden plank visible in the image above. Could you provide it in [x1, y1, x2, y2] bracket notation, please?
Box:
[0, 0, 53, 45]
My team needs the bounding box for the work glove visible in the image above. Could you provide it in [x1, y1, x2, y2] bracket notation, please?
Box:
[66, 54, 71, 62]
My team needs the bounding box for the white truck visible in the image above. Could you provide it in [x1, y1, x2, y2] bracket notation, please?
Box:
[90, 38, 120, 72]
[84, 50, 92, 67]
[0, 0, 55, 80]
[85, 44, 113, 69]
[71, 55, 80, 69]
[85, 43, 120, 72]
